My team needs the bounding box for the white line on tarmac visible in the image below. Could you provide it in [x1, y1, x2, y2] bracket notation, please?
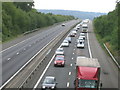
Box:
[87, 32, 92, 58]
[7, 58, 11, 61]
[69, 72, 71, 75]
[67, 82, 70, 87]
[33, 54, 55, 88]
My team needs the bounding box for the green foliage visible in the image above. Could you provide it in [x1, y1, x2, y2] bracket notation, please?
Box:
[93, 3, 119, 59]
[2, 2, 75, 42]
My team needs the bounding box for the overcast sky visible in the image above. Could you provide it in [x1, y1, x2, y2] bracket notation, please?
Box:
[33, 0, 117, 13]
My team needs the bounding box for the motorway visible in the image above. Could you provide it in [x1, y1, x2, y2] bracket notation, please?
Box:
[34, 21, 119, 89]
[1, 20, 80, 85]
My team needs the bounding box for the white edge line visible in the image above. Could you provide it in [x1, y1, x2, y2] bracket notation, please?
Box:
[87, 32, 92, 58]
[67, 82, 70, 87]
[1, 36, 34, 53]
[103, 43, 120, 69]
[33, 54, 55, 89]
[0, 29, 64, 89]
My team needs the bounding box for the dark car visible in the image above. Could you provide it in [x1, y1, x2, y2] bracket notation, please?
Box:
[41, 76, 57, 90]
[54, 55, 65, 67]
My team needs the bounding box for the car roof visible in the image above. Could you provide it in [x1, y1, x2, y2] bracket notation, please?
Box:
[45, 76, 55, 79]
[57, 48, 63, 50]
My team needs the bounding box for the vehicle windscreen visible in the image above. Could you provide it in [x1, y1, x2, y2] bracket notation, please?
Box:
[55, 57, 64, 60]
[44, 78, 54, 84]
[78, 79, 97, 88]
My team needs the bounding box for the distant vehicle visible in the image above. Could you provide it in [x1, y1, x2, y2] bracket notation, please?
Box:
[70, 32, 76, 37]
[61, 40, 69, 47]
[79, 33, 85, 40]
[61, 23, 65, 26]
[77, 37, 84, 43]
[82, 24, 88, 33]
[74, 57, 102, 90]
[77, 42, 85, 48]
[55, 48, 64, 55]
[65, 37, 72, 43]
[54, 55, 65, 67]
[42, 76, 57, 90]
[72, 30, 77, 35]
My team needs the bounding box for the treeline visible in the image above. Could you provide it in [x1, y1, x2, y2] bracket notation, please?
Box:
[93, 3, 119, 63]
[2, 2, 75, 42]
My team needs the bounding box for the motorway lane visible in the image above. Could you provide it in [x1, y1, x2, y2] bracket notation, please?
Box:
[36, 25, 90, 89]
[88, 21, 119, 88]
[2, 20, 80, 84]
[35, 20, 119, 89]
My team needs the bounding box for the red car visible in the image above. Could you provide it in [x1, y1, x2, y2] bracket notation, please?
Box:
[54, 55, 65, 67]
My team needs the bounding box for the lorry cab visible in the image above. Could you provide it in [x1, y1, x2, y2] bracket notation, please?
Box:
[82, 24, 88, 33]
[75, 57, 101, 90]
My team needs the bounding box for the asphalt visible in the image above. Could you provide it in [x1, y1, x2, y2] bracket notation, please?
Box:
[36, 24, 90, 89]
[1, 20, 80, 84]
[35, 21, 119, 89]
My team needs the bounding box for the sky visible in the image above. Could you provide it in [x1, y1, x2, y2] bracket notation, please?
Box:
[33, 0, 117, 13]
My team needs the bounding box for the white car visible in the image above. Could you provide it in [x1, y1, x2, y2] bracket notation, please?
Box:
[71, 30, 77, 35]
[77, 42, 85, 48]
[65, 37, 72, 43]
[62, 23, 65, 26]
[80, 33, 85, 39]
[79, 35, 85, 40]
[55, 48, 64, 55]
[80, 33, 85, 36]
[61, 40, 69, 47]
[77, 37, 84, 43]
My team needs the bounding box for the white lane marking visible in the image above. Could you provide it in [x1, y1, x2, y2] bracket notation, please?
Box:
[74, 49, 75, 50]
[87, 32, 92, 58]
[73, 53, 74, 55]
[69, 72, 71, 75]
[16, 52, 19, 55]
[70, 64, 72, 66]
[72, 57, 73, 60]
[1, 35, 38, 53]
[67, 82, 70, 87]
[33, 54, 55, 88]
[7, 58, 11, 61]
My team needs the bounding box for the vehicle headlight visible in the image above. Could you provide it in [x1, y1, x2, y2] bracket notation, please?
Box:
[51, 86, 55, 89]
[42, 86, 45, 88]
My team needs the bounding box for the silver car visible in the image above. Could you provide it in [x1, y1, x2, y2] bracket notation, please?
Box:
[55, 48, 64, 55]
[42, 76, 57, 90]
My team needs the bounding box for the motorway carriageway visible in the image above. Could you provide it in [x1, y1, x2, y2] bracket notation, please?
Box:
[34, 21, 119, 89]
[1, 20, 80, 86]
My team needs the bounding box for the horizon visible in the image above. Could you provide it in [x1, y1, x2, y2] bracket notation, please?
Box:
[37, 9, 108, 14]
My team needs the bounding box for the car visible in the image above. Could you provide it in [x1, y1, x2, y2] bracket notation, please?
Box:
[54, 55, 65, 67]
[80, 33, 85, 36]
[65, 37, 72, 43]
[79, 33, 85, 40]
[61, 23, 65, 26]
[77, 37, 84, 43]
[55, 48, 64, 55]
[61, 40, 69, 47]
[41, 76, 57, 90]
[71, 30, 77, 35]
[69, 32, 76, 37]
[77, 42, 85, 48]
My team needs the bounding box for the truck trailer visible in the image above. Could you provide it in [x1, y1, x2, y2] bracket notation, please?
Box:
[74, 57, 102, 90]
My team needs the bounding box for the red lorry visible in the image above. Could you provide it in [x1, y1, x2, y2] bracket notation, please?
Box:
[74, 57, 102, 90]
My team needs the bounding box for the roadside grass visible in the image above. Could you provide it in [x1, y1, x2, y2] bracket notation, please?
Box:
[93, 28, 120, 65]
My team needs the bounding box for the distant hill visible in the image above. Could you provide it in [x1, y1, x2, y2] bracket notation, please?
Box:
[37, 9, 106, 20]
